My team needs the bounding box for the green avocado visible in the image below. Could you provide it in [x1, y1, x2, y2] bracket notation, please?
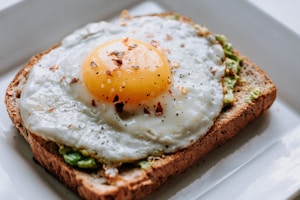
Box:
[59, 146, 99, 169]
[215, 34, 242, 107]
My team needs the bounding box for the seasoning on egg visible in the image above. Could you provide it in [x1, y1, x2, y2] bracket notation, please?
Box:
[91, 99, 97, 107]
[90, 61, 98, 67]
[150, 40, 159, 48]
[115, 102, 124, 113]
[113, 95, 124, 113]
[49, 65, 59, 72]
[112, 59, 123, 67]
[109, 50, 124, 58]
[144, 107, 150, 115]
[70, 77, 79, 84]
[122, 37, 129, 44]
[106, 70, 112, 76]
[210, 67, 217, 75]
[155, 102, 163, 116]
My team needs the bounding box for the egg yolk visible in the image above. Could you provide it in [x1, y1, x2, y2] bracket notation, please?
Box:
[82, 38, 171, 104]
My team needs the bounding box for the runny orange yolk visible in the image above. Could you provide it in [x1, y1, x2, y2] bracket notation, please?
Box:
[82, 38, 172, 104]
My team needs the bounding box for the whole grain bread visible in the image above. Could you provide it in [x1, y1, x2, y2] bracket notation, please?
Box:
[5, 13, 276, 200]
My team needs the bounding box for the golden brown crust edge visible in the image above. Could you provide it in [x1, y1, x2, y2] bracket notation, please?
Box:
[4, 14, 276, 200]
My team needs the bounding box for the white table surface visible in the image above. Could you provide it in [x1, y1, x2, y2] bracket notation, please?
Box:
[248, 0, 300, 36]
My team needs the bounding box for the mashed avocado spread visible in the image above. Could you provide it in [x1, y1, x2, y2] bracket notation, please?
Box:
[59, 146, 99, 169]
[215, 34, 242, 107]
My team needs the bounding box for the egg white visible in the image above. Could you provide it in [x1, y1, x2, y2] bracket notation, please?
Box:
[20, 15, 225, 164]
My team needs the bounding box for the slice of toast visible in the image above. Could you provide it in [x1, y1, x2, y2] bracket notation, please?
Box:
[5, 13, 276, 200]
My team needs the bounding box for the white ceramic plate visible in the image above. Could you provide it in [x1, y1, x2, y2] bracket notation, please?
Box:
[1, 1, 300, 199]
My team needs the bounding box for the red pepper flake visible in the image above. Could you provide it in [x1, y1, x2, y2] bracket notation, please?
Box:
[113, 95, 124, 113]
[168, 89, 174, 97]
[91, 99, 97, 107]
[166, 34, 173, 41]
[144, 107, 151, 115]
[106, 70, 112, 76]
[155, 102, 163, 116]
[122, 37, 129, 44]
[70, 77, 79, 84]
[228, 68, 235, 76]
[109, 51, 124, 58]
[90, 61, 98, 67]
[115, 102, 124, 113]
[210, 67, 217, 75]
[49, 65, 59, 72]
[113, 95, 119, 102]
[112, 59, 123, 67]
[150, 40, 159, 48]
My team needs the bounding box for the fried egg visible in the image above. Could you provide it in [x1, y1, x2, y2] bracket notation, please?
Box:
[19, 14, 225, 164]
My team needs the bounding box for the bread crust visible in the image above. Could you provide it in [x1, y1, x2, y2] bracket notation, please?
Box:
[5, 13, 276, 200]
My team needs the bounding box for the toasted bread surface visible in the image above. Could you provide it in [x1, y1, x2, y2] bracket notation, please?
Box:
[5, 13, 276, 200]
